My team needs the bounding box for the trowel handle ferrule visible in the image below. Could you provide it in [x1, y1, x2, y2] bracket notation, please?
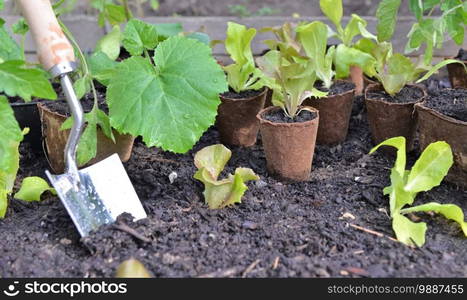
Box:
[18, 0, 76, 75]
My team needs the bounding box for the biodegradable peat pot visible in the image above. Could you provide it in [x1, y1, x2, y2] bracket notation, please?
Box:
[447, 61, 467, 89]
[10, 100, 42, 152]
[415, 88, 467, 187]
[303, 80, 355, 145]
[37, 102, 135, 173]
[217, 87, 267, 147]
[365, 83, 427, 152]
[257, 106, 319, 182]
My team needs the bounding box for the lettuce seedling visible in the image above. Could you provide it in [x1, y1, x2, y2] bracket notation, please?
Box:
[257, 49, 326, 118]
[223, 22, 264, 93]
[106, 19, 227, 154]
[370, 137, 467, 247]
[317, 0, 377, 80]
[194, 144, 259, 209]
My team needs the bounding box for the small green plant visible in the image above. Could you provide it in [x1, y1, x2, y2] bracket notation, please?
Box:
[194, 144, 259, 209]
[370, 136, 467, 247]
[257, 47, 326, 118]
[106, 19, 227, 153]
[222, 22, 264, 93]
[376, 0, 466, 65]
[316, 0, 377, 80]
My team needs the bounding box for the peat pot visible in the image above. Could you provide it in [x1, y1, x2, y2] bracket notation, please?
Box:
[447, 59, 467, 89]
[10, 101, 42, 153]
[37, 102, 135, 173]
[415, 88, 467, 187]
[304, 80, 355, 145]
[365, 83, 426, 152]
[217, 87, 267, 147]
[257, 106, 319, 182]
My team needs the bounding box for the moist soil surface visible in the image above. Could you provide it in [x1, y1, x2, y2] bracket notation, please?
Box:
[423, 88, 467, 122]
[222, 88, 264, 100]
[263, 109, 317, 124]
[367, 85, 424, 104]
[44, 87, 108, 116]
[318, 81, 356, 96]
[1, 86, 467, 278]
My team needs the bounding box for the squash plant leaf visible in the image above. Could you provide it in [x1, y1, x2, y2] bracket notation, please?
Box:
[376, 0, 402, 42]
[193, 145, 259, 209]
[88, 51, 119, 86]
[107, 36, 227, 153]
[0, 60, 57, 101]
[153, 23, 183, 41]
[122, 19, 159, 56]
[14, 176, 56, 202]
[0, 96, 24, 218]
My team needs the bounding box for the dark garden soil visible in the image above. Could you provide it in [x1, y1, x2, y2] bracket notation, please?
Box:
[1, 83, 466, 278]
[424, 88, 467, 122]
[222, 88, 264, 100]
[318, 81, 356, 96]
[263, 109, 317, 124]
[44, 87, 108, 116]
[367, 85, 424, 104]
[455, 48, 467, 61]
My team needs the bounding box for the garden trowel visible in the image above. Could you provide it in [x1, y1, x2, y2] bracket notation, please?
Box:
[18, 0, 146, 237]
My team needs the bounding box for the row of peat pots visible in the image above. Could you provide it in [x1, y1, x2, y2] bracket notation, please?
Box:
[8, 59, 467, 185]
[216, 64, 467, 186]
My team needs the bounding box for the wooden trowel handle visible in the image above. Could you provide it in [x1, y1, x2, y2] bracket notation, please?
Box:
[18, 0, 75, 71]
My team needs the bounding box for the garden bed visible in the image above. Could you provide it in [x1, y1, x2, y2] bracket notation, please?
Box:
[1, 91, 466, 278]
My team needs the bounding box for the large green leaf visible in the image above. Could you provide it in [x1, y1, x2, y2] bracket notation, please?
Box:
[107, 36, 227, 153]
[193, 144, 259, 209]
[14, 177, 56, 202]
[0, 61, 57, 101]
[153, 23, 183, 41]
[123, 19, 159, 56]
[376, 0, 402, 42]
[401, 202, 467, 237]
[88, 51, 119, 86]
[0, 96, 24, 218]
[404, 141, 453, 193]
[319, 0, 343, 31]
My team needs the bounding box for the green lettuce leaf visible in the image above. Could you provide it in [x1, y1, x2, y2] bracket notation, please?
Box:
[0, 60, 57, 101]
[107, 36, 227, 153]
[193, 144, 259, 209]
[116, 259, 152, 278]
[95, 25, 121, 61]
[14, 176, 56, 202]
[296, 21, 334, 89]
[334, 44, 376, 79]
[392, 213, 427, 247]
[0, 96, 24, 218]
[319, 0, 343, 31]
[401, 202, 467, 237]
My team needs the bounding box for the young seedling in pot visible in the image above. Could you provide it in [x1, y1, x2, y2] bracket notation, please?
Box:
[215, 22, 268, 147]
[293, 20, 358, 144]
[370, 136, 467, 247]
[318, 0, 378, 94]
[193, 144, 259, 209]
[359, 14, 466, 151]
[255, 49, 323, 181]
